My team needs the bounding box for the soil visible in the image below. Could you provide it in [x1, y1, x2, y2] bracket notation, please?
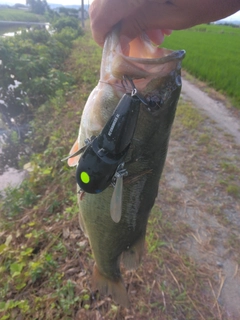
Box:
[181, 79, 240, 145]
[157, 76, 240, 319]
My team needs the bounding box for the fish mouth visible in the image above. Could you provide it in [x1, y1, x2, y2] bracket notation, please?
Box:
[102, 26, 185, 83]
[121, 33, 185, 63]
[111, 34, 185, 86]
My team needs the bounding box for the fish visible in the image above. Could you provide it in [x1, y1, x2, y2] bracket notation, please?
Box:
[67, 26, 185, 307]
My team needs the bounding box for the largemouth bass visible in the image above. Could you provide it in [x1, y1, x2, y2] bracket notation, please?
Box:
[67, 27, 185, 307]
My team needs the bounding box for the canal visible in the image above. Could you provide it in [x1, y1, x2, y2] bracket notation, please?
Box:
[0, 21, 49, 191]
[0, 21, 49, 36]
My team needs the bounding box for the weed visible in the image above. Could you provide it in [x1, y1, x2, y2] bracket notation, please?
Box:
[176, 101, 204, 130]
[220, 161, 240, 174]
[226, 184, 240, 198]
[0, 181, 38, 218]
[198, 132, 211, 145]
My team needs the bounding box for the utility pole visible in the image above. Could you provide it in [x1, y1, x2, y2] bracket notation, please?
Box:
[81, 0, 85, 28]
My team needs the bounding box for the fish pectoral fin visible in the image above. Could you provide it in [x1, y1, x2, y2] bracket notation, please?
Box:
[122, 235, 145, 270]
[92, 264, 130, 308]
[67, 139, 81, 167]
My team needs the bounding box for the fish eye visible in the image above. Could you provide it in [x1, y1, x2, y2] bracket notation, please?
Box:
[175, 75, 182, 87]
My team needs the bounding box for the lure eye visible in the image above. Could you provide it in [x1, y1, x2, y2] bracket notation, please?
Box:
[80, 171, 90, 184]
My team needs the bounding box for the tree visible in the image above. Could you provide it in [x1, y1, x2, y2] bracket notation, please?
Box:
[26, 0, 49, 15]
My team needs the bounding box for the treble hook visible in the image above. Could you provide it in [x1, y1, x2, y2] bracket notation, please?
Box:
[121, 75, 148, 105]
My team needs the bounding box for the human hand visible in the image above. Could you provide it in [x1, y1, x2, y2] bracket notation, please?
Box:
[90, 0, 240, 46]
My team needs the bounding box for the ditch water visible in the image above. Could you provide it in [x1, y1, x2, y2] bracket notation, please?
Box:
[0, 21, 49, 36]
[0, 25, 20, 36]
[0, 23, 48, 192]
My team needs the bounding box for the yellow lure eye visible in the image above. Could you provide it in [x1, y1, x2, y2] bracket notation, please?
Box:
[80, 171, 90, 184]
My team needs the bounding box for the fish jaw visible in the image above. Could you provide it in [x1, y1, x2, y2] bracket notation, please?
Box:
[70, 26, 185, 306]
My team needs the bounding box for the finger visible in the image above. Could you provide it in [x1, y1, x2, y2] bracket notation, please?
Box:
[120, 2, 181, 41]
[146, 29, 172, 45]
[90, 0, 147, 46]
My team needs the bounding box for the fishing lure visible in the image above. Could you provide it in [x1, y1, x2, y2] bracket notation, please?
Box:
[75, 91, 140, 194]
[62, 77, 149, 222]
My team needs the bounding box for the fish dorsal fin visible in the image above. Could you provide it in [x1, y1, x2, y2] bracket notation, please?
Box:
[67, 139, 80, 167]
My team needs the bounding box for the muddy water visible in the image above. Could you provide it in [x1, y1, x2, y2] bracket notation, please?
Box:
[0, 118, 28, 193]
[0, 25, 21, 36]
[0, 22, 49, 193]
[0, 26, 28, 192]
[0, 167, 26, 193]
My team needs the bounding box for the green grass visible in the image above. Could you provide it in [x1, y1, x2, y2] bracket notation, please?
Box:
[162, 24, 240, 108]
[0, 9, 46, 22]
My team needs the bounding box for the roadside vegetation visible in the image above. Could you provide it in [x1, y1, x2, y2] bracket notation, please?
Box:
[162, 24, 240, 108]
[1, 24, 240, 319]
[0, 16, 83, 172]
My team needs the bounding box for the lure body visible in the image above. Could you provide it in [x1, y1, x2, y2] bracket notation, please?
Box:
[76, 93, 140, 193]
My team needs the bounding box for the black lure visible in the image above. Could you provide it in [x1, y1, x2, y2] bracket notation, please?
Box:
[76, 93, 141, 194]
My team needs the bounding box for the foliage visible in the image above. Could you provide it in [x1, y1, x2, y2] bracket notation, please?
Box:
[0, 17, 83, 174]
[52, 16, 82, 33]
[58, 7, 79, 16]
[26, 0, 49, 15]
[163, 24, 240, 108]
[53, 27, 82, 47]
[0, 20, 82, 118]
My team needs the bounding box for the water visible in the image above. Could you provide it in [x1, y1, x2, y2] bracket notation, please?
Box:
[0, 167, 27, 193]
[0, 22, 50, 189]
[0, 22, 49, 37]
[0, 25, 22, 36]
[0, 24, 35, 188]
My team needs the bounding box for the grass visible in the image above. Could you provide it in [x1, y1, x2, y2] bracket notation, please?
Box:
[0, 9, 46, 22]
[162, 24, 240, 108]
[176, 100, 204, 130]
[1, 24, 240, 319]
[0, 29, 102, 320]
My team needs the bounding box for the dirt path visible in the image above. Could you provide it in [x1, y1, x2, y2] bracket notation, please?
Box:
[182, 79, 240, 145]
[158, 78, 240, 319]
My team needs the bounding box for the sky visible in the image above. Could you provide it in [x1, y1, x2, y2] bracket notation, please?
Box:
[1, 0, 240, 21]
[219, 10, 240, 22]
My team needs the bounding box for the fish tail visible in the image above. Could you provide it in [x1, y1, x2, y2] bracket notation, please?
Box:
[92, 264, 130, 308]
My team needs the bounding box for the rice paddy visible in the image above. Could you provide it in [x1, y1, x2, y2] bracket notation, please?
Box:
[162, 24, 240, 108]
